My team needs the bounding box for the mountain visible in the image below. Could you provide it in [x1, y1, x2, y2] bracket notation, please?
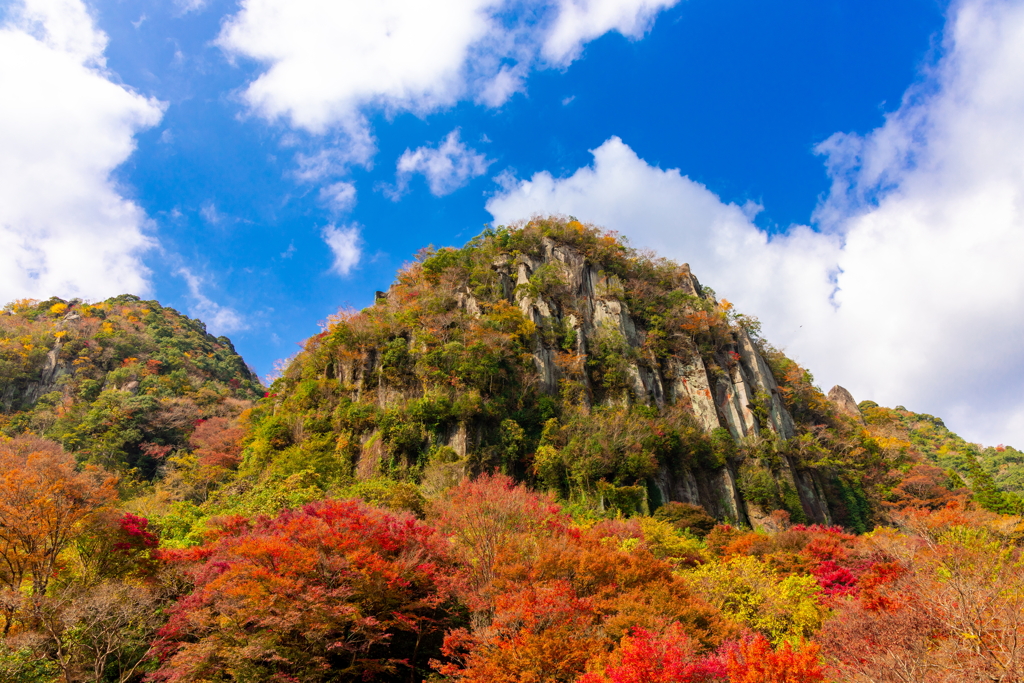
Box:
[212, 218, 933, 532]
[3, 219, 1023, 683]
[2, 220, 1018, 532]
[0, 294, 261, 479]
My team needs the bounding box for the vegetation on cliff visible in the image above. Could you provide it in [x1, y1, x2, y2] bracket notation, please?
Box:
[193, 218, 1012, 538]
[0, 218, 1023, 682]
[207, 220, 849, 528]
[857, 401, 1024, 514]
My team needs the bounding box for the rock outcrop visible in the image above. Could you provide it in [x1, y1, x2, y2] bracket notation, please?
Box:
[322, 230, 834, 525]
[828, 385, 864, 423]
[495, 238, 797, 442]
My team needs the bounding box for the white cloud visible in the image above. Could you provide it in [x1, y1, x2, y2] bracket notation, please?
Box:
[393, 129, 491, 197]
[216, 0, 680, 154]
[320, 181, 357, 214]
[291, 129, 377, 178]
[488, 0, 1024, 447]
[542, 0, 681, 65]
[200, 201, 226, 226]
[806, 0, 1024, 445]
[173, 0, 208, 15]
[0, 0, 164, 304]
[486, 137, 842, 356]
[322, 224, 362, 276]
[177, 269, 248, 335]
[9, 0, 108, 65]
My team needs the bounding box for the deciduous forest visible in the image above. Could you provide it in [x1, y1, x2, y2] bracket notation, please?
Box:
[0, 218, 1021, 682]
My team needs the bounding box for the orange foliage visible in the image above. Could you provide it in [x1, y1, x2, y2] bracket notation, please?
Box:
[0, 436, 116, 598]
[820, 522, 1024, 682]
[432, 474, 570, 615]
[433, 476, 733, 683]
[723, 634, 826, 683]
[887, 463, 968, 511]
[189, 416, 245, 471]
[438, 580, 605, 683]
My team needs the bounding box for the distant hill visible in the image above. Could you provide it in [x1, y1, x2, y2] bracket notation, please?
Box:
[0, 294, 261, 479]
[855, 400, 1023, 514]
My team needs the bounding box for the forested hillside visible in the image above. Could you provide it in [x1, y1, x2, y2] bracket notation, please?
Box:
[858, 400, 1024, 507]
[0, 218, 1021, 683]
[0, 294, 260, 480]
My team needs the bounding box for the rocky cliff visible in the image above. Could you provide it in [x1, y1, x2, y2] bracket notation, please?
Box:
[250, 219, 861, 527]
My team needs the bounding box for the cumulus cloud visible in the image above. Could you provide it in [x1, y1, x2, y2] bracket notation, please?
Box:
[291, 130, 377, 179]
[808, 0, 1024, 445]
[0, 0, 164, 304]
[486, 137, 842, 355]
[487, 0, 1024, 447]
[392, 129, 491, 198]
[177, 268, 248, 335]
[216, 0, 680, 149]
[322, 224, 362, 276]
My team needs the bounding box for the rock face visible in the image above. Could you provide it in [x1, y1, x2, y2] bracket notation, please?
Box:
[496, 238, 796, 441]
[326, 233, 834, 525]
[507, 239, 824, 524]
[828, 385, 864, 423]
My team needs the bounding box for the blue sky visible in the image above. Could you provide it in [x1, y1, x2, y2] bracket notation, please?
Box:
[5, 0, 1024, 447]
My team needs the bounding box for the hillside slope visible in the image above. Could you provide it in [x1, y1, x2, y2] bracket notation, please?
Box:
[0, 294, 261, 479]
[855, 400, 1022, 514]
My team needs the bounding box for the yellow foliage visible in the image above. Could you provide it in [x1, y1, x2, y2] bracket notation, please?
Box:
[6, 299, 38, 313]
[49, 303, 68, 315]
[638, 517, 706, 564]
[872, 435, 913, 454]
[486, 299, 536, 340]
[683, 555, 825, 643]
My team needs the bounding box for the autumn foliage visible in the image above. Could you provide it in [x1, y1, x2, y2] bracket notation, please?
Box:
[150, 499, 460, 682]
[0, 436, 116, 600]
[577, 623, 726, 683]
[0, 450, 1021, 682]
[4, 223, 1024, 682]
[433, 476, 733, 682]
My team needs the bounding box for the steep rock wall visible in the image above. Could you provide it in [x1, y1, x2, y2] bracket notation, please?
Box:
[328, 236, 831, 524]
